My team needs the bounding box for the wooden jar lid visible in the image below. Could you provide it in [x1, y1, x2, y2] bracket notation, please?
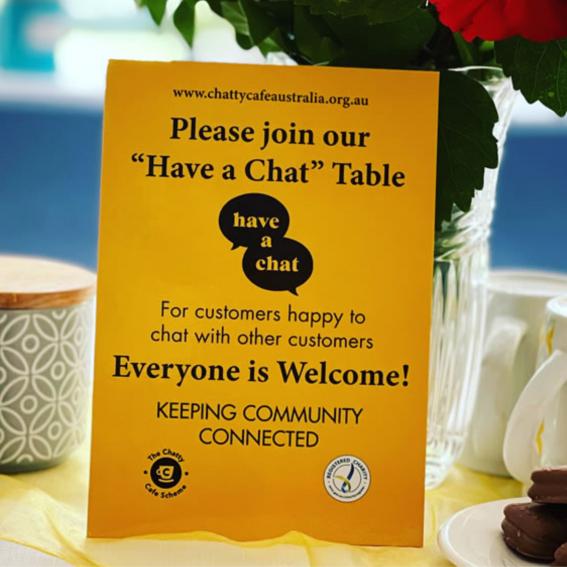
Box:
[0, 256, 96, 309]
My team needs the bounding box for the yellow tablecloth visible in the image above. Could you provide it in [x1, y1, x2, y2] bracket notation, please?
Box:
[0, 444, 521, 567]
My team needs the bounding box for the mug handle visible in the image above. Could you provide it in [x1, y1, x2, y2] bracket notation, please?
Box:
[482, 316, 528, 406]
[503, 349, 567, 483]
[459, 316, 527, 472]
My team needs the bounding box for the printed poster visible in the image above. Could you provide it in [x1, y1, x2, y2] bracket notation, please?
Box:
[88, 60, 439, 546]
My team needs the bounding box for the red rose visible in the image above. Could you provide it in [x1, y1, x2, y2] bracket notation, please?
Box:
[430, 0, 567, 42]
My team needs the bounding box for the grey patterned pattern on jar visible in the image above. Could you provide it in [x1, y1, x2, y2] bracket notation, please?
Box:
[0, 300, 94, 472]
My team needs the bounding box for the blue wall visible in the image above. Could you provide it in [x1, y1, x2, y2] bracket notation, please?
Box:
[0, 105, 565, 272]
[491, 128, 567, 272]
[0, 106, 101, 269]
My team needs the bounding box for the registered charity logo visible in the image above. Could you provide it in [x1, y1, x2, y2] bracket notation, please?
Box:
[324, 455, 371, 502]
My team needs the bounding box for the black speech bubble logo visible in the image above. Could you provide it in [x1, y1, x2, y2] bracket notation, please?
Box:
[219, 193, 290, 249]
[242, 238, 313, 295]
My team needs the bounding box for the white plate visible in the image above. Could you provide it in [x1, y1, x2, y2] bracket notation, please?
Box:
[438, 497, 544, 567]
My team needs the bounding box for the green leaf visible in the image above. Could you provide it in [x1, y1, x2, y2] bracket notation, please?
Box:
[219, 2, 254, 49]
[294, 6, 342, 64]
[202, 1, 283, 54]
[173, 0, 198, 46]
[138, 0, 168, 25]
[186, 1, 434, 66]
[295, 0, 421, 24]
[240, 0, 278, 44]
[324, 9, 436, 68]
[453, 33, 475, 67]
[496, 38, 567, 117]
[436, 71, 499, 225]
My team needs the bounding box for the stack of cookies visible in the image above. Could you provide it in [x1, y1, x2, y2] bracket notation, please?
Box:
[502, 468, 567, 565]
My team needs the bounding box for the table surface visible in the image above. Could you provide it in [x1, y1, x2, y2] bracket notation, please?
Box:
[0, 443, 522, 567]
[0, 541, 70, 567]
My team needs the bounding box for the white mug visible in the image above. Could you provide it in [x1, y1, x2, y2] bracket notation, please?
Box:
[460, 270, 567, 476]
[504, 295, 567, 483]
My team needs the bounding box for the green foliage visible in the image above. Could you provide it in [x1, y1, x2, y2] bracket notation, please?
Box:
[496, 38, 567, 117]
[202, 1, 286, 54]
[324, 9, 436, 68]
[137, 0, 167, 25]
[173, 0, 199, 45]
[436, 71, 499, 225]
[295, 0, 421, 24]
[294, 7, 341, 64]
[136, 0, 565, 226]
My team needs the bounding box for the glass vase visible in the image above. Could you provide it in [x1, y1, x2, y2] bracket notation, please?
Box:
[426, 68, 516, 488]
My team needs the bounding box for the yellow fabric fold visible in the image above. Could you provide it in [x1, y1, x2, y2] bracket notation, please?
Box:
[0, 444, 521, 566]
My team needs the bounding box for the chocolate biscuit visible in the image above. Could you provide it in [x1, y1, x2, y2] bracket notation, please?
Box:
[502, 503, 567, 562]
[554, 543, 567, 566]
[529, 467, 567, 505]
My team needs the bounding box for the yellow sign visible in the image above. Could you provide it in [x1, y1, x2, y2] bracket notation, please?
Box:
[88, 60, 439, 546]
